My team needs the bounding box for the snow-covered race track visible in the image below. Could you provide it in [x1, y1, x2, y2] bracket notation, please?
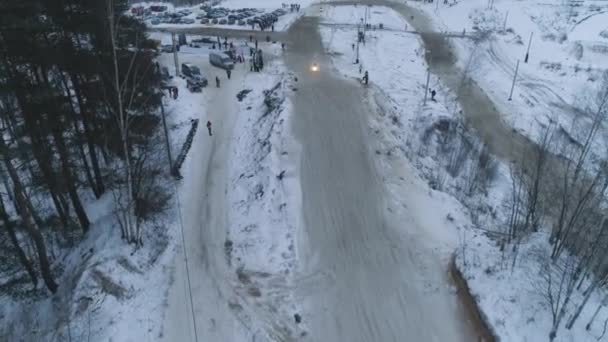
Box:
[287, 14, 475, 342]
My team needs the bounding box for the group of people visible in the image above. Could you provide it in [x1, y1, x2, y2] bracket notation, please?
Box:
[283, 3, 301, 12]
[250, 48, 264, 72]
[254, 19, 277, 32]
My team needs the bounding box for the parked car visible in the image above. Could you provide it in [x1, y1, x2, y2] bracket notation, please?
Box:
[150, 5, 168, 12]
[201, 18, 210, 24]
[209, 52, 234, 70]
[181, 63, 199, 77]
[187, 79, 202, 92]
[238, 20, 246, 26]
[211, 18, 219, 24]
[219, 18, 227, 25]
[151, 19, 160, 25]
[181, 18, 195, 24]
[228, 18, 236, 25]
[161, 44, 174, 53]
[181, 63, 208, 87]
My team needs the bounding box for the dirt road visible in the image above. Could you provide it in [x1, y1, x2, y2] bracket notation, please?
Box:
[287, 15, 476, 342]
[161, 54, 247, 342]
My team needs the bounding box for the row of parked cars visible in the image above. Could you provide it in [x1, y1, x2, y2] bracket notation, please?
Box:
[150, 10, 196, 25]
[147, 5, 287, 27]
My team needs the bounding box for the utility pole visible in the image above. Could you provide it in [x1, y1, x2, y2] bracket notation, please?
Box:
[355, 29, 360, 64]
[508, 59, 520, 101]
[423, 67, 431, 105]
[423, 49, 432, 105]
[524, 32, 533, 63]
[171, 32, 179, 76]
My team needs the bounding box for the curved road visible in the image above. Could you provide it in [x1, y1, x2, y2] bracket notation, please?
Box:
[287, 14, 475, 342]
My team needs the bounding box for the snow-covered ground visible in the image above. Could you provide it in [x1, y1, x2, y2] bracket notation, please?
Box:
[407, 0, 608, 155]
[0, 169, 175, 341]
[321, 3, 608, 342]
[155, 32, 306, 341]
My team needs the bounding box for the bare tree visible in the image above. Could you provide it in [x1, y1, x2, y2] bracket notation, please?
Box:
[536, 252, 578, 341]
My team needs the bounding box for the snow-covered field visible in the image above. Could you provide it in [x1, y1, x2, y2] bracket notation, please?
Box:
[408, 0, 608, 155]
[321, 3, 608, 342]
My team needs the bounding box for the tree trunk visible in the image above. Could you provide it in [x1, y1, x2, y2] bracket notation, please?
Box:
[12, 85, 71, 227]
[57, 71, 100, 199]
[108, 1, 136, 243]
[71, 73, 105, 197]
[1, 139, 58, 293]
[0, 192, 38, 287]
[566, 281, 598, 329]
[51, 123, 90, 232]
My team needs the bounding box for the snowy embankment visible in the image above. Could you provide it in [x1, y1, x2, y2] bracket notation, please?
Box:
[408, 0, 608, 156]
[223, 49, 305, 340]
[0, 198, 174, 341]
[321, 3, 608, 342]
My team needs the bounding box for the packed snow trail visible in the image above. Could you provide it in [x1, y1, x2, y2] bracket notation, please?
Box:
[162, 62, 246, 342]
[287, 15, 475, 342]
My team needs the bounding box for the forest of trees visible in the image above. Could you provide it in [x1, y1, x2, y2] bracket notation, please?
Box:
[0, 0, 169, 294]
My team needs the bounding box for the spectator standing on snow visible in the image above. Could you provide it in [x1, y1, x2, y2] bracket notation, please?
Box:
[363, 71, 369, 85]
[207, 121, 212, 136]
[216, 76, 220, 88]
[431, 89, 437, 101]
[255, 39, 258, 49]
[226, 69, 231, 79]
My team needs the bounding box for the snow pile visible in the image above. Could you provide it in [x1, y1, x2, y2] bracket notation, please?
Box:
[222, 51, 304, 340]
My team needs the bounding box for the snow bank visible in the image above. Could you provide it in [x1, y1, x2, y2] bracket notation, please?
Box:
[224, 47, 305, 340]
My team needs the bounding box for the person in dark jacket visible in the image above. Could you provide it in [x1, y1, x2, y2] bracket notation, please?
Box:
[216, 76, 220, 88]
[207, 121, 212, 136]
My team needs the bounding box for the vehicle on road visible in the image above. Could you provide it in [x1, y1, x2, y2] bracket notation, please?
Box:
[186, 78, 202, 92]
[181, 63, 208, 87]
[209, 52, 234, 70]
[161, 44, 174, 53]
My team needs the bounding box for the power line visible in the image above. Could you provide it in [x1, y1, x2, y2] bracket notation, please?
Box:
[173, 183, 200, 342]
